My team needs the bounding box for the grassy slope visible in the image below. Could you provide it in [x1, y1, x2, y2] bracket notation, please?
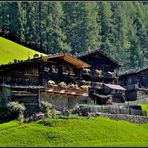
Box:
[141, 103, 148, 116]
[0, 117, 148, 146]
[0, 37, 46, 64]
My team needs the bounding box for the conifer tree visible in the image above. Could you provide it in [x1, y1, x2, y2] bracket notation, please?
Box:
[98, 2, 114, 55]
[46, 2, 69, 54]
[111, 2, 130, 70]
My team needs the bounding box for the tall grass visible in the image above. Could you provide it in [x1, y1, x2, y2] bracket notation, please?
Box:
[0, 117, 148, 146]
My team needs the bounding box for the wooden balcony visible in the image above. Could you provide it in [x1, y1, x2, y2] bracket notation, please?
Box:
[45, 84, 89, 97]
[82, 71, 117, 79]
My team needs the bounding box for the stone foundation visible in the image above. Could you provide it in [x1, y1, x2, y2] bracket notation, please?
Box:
[100, 113, 148, 123]
[41, 92, 79, 110]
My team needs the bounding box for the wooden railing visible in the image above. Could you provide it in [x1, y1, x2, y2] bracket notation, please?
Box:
[82, 71, 117, 79]
[45, 84, 89, 96]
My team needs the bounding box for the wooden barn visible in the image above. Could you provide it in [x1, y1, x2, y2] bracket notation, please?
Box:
[76, 49, 126, 104]
[119, 66, 148, 101]
[0, 54, 90, 114]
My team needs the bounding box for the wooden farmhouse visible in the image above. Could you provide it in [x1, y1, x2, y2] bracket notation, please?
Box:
[76, 49, 126, 104]
[0, 54, 90, 114]
[119, 66, 148, 101]
[0, 50, 127, 115]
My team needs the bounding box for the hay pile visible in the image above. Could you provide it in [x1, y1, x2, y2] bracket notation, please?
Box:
[68, 83, 79, 89]
[47, 80, 55, 87]
[58, 82, 67, 89]
[80, 85, 89, 92]
[83, 68, 91, 73]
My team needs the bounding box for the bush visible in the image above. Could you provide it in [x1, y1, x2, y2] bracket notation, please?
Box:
[7, 101, 26, 121]
[18, 114, 24, 123]
[41, 101, 56, 118]
[63, 109, 71, 119]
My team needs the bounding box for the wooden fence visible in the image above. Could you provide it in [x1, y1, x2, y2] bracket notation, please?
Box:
[79, 105, 146, 116]
[129, 97, 148, 105]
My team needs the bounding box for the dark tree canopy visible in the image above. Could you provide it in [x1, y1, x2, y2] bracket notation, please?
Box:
[0, 1, 147, 71]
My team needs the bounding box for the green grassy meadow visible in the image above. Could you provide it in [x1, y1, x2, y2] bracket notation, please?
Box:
[141, 103, 148, 116]
[0, 37, 46, 64]
[0, 116, 148, 146]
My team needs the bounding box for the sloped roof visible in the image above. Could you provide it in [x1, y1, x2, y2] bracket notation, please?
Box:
[94, 94, 111, 98]
[119, 66, 148, 77]
[104, 83, 126, 91]
[41, 54, 90, 68]
[76, 49, 121, 66]
[0, 54, 90, 69]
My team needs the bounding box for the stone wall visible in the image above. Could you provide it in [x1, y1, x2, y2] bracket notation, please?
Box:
[40, 92, 89, 111]
[100, 113, 148, 123]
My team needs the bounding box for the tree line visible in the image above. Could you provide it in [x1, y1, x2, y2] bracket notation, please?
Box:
[0, 1, 147, 71]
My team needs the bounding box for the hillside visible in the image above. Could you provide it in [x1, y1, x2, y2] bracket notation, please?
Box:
[0, 117, 148, 146]
[0, 37, 46, 65]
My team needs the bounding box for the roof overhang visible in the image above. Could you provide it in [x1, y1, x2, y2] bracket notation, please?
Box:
[76, 49, 121, 67]
[0, 54, 90, 69]
[119, 66, 148, 77]
[104, 83, 126, 91]
[41, 54, 90, 69]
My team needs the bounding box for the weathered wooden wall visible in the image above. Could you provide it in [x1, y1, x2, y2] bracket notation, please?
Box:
[0, 87, 11, 108]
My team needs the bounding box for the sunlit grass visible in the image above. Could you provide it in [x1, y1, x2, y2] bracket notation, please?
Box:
[0, 117, 148, 146]
[0, 37, 46, 64]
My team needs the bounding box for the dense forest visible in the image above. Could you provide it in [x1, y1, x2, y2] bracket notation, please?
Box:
[0, 1, 147, 71]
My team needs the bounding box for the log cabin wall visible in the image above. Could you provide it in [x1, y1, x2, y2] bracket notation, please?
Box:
[39, 60, 81, 85]
[0, 63, 40, 85]
[0, 54, 89, 87]
[0, 87, 11, 108]
[119, 69, 148, 88]
[119, 68, 148, 101]
[78, 52, 119, 84]
[78, 52, 119, 72]
[0, 54, 91, 112]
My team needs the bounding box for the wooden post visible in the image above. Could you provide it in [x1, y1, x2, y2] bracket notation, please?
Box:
[38, 89, 41, 107]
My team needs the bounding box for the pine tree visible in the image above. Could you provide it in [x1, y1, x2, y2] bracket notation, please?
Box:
[98, 2, 114, 55]
[24, 2, 38, 46]
[125, 2, 138, 69]
[9, 2, 26, 42]
[62, 2, 82, 53]
[46, 2, 69, 54]
[111, 2, 130, 70]
[143, 5, 148, 66]
[80, 2, 100, 51]
[1, 2, 10, 35]
[133, 2, 145, 67]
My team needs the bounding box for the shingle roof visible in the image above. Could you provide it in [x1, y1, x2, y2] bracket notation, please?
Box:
[41, 54, 90, 68]
[0, 53, 90, 69]
[104, 83, 126, 91]
[76, 49, 121, 66]
[119, 66, 148, 76]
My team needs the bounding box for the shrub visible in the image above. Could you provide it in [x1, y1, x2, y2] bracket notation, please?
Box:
[41, 101, 57, 118]
[7, 101, 26, 121]
[51, 108, 56, 119]
[41, 101, 52, 117]
[63, 109, 71, 119]
[18, 114, 24, 123]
